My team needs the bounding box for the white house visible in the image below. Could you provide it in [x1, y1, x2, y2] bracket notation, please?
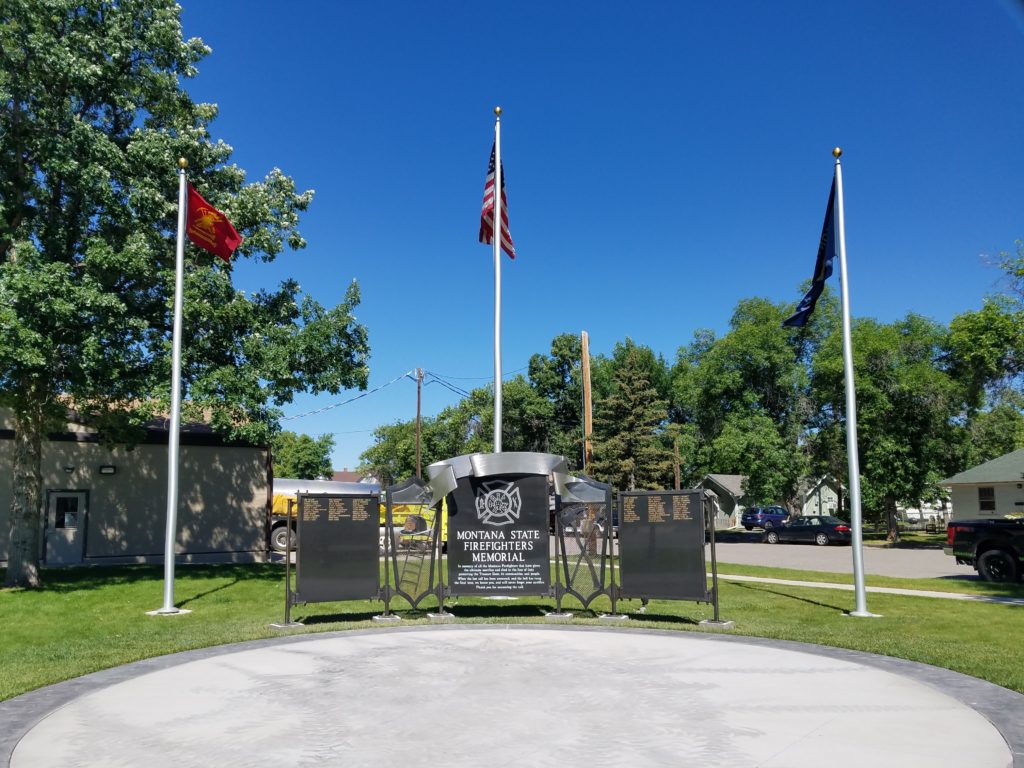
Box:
[698, 474, 751, 528]
[939, 449, 1024, 521]
[799, 476, 841, 517]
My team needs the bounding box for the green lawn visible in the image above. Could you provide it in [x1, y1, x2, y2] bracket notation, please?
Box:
[1, 562, 1022, 702]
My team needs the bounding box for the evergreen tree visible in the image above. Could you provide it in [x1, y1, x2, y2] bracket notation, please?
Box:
[591, 348, 671, 490]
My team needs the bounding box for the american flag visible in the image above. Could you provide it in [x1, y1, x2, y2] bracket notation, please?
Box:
[479, 143, 515, 259]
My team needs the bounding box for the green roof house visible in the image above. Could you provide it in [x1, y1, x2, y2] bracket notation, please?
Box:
[939, 449, 1024, 521]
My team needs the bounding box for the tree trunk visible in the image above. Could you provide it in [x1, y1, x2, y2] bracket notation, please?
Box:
[5, 404, 44, 587]
[885, 495, 900, 544]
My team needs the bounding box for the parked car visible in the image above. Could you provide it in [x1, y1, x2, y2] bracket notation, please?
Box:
[741, 505, 790, 530]
[764, 515, 851, 546]
[944, 517, 1024, 582]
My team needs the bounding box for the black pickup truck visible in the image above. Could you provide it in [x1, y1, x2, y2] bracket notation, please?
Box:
[944, 518, 1024, 582]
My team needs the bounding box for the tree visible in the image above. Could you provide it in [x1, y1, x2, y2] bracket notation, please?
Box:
[993, 240, 1024, 303]
[528, 333, 583, 467]
[271, 431, 335, 479]
[946, 298, 1024, 407]
[360, 420, 421, 486]
[1, 1, 369, 587]
[962, 393, 1024, 467]
[359, 376, 553, 483]
[811, 315, 960, 541]
[672, 298, 812, 507]
[591, 348, 671, 490]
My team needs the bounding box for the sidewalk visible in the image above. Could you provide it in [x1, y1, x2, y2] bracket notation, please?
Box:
[717, 573, 1024, 606]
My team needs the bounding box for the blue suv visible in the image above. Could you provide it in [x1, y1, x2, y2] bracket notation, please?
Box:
[741, 505, 789, 530]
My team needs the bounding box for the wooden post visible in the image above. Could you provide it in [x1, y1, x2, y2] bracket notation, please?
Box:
[415, 368, 422, 478]
[581, 331, 593, 472]
[673, 434, 681, 490]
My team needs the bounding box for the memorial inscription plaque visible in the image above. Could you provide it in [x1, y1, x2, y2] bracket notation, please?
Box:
[446, 474, 550, 596]
[618, 490, 708, 602]
[296, 492, 380, 603]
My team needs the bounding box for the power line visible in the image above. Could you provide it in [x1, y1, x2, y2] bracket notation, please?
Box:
[424, 364, 528, 380]
[280, 369, 416, 421]
[281, 362, 530, 424]
[425, 377, 471, 398]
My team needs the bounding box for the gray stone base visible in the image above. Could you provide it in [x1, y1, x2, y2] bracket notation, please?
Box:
[598, 613, 630, 623]
[372, 614, 401, 623]
[544, 612, 574, 623]
[269, 621, 304, 630]
[146, 608, 192, 617]
[699, 619, 736, 630]
[427, 612, 455, 623]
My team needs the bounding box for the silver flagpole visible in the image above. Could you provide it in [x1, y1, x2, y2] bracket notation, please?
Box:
[833, 147, 876, 618]
[150, 158, 191, 616]
[493, 107, 503, 453]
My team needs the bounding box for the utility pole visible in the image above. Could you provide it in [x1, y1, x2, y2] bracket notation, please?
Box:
[581, 331, 593, 472]
[415, 367, 423, 478]
[673, 434, 681, 490]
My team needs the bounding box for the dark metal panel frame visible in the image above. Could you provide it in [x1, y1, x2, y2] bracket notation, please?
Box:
[616, 490, 718, 613]
[553, 479, 615, 611]
[382, 478, 441, 614]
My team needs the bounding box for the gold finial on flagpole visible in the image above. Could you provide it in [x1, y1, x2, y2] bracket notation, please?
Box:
[832, 147, 842, 158]
[494, 106, 502, 117]
[177, 157, 188, 169]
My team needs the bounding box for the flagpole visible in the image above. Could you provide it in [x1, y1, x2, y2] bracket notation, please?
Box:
[492, 107, 503, 453]
[833, 147, 876, 618]
[150, 157, 190, 616]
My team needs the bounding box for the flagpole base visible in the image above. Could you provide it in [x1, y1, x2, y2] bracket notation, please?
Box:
[146, 607, 192, 617]
[844, 611, 882, 618]
[699, 619, 736, 630]
[544, 612, 574, 623]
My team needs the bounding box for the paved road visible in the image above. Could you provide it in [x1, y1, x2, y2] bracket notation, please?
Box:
[707, 539, 973, 580]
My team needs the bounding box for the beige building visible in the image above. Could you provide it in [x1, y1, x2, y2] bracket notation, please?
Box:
[0, 409, 270, 566]
[940, 449, 1024, 522]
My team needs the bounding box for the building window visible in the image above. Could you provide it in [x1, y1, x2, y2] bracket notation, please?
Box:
[978, 487, 995, 512]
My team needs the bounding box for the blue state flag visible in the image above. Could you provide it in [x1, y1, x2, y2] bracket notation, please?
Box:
[783, 176, 837, 328]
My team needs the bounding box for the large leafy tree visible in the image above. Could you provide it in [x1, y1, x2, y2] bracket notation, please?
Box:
[811, 315, 960, 540]
[1, 1, 369, 587]
[527, 333, 583, 467]
[945, 292, 1024, 469]
[360, 376, 552, 483]
[271, 431, 335, 480]
[672, 298, 813, 507]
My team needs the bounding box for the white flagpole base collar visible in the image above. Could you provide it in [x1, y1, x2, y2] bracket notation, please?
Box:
[146, 607, 192, 616]
[844, 611, 883, 618]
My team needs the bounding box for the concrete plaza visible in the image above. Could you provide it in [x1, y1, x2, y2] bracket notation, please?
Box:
[2, 626, 1021, 767]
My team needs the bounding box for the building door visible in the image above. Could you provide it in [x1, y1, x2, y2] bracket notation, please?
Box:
[45, 491, 88, 565]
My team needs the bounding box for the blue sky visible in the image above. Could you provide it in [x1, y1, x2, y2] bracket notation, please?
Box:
[179, 2, 1024, 472]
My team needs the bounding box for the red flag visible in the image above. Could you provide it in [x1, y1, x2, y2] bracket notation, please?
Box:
[186, 184, 242, 262]
[479, 143, 515, 259]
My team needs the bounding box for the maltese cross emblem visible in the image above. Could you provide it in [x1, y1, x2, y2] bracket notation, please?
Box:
[475, 481, 522, 527]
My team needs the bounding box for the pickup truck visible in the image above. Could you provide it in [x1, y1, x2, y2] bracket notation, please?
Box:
[944, 518, 1024, 582]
